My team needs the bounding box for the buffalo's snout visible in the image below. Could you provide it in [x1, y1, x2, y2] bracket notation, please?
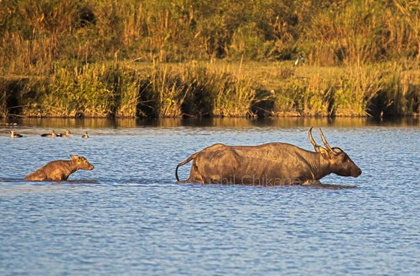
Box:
[352, 167, 362, 177]
[78, 161, 94, 171]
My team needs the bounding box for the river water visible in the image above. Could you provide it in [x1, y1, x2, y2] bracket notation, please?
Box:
[1, 118, 419, 275]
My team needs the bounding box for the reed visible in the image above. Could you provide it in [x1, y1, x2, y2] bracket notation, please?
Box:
[138, 63, 185, 118]
[273, 74, 333, 117]
[305, 0, 420, 65]
[13, 62, 140, 118]
[137, 61, 256, 118]
[1, 0, 418, 71]
[1, 61, 419, 118]
[0, 0, 419, 118]
[270, 62, 420, 117]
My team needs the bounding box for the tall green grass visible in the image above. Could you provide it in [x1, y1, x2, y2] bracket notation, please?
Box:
[271, 63, 419, 117]
[0, 0, 419, 118]
[138, 61, 256, 117]
[1, 61, 258, 118]
[1, 61, 418, 118]
[1, 0, 418, 70]
[14, 63, 140, 117]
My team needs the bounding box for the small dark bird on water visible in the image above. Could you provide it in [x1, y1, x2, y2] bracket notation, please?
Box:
[9, 130, 23, 138]
[82, 132, 89, 139]
[58, 130, 71, 137]
[41, 130, 57, 137]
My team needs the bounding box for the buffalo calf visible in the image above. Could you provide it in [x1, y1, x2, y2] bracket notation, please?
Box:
[24, 155, 94, 181]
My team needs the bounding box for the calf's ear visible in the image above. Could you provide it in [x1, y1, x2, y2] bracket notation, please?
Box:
[70, 155, 78, 161]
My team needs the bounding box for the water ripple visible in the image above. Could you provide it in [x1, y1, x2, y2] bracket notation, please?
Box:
[1, 124, 420, 275]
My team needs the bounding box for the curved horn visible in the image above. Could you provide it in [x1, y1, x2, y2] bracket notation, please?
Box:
[308, 127, 318, 148]
[319, 128, 334, 152]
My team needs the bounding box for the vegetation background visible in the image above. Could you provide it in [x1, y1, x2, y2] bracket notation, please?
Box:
[1, 0, 419, 118]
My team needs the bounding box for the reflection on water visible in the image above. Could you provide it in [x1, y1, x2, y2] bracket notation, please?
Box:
[0, 183, 94, 196]
[1, 116, 420, 131]
[309, 183, 358, 190]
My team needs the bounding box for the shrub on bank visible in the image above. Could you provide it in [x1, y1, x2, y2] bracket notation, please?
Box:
[270, 63, 419, 117]
[1, 61, 418, 118]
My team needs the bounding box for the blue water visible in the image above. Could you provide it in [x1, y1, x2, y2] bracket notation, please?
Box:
[1, 118, 420, 275]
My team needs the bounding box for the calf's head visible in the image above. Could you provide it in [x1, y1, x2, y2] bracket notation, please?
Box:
[309, 128, 362, 177]
[70, 155, 95, 170]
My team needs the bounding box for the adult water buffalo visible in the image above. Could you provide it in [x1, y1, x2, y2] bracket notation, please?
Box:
[175, 128, 361, 185]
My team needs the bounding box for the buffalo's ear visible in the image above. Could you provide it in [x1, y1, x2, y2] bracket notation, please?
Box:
[70, 155, 78, 161]
[317, 147, 330, 159]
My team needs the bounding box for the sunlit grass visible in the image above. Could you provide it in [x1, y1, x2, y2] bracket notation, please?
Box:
[0, 0, 419, 118]
[1, 60, 419, 118]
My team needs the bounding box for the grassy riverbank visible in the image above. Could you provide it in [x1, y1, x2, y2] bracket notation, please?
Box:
[1, 0, 419, 118]
[1, 60, 420, 118]
[1, 60, 419, 118]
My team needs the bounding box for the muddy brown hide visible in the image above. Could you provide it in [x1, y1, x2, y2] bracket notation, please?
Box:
[175, 128, 361, 185]
[24, 155, 94, 181]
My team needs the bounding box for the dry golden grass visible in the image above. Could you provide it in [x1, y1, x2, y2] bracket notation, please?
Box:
[2, 60, 419, 118]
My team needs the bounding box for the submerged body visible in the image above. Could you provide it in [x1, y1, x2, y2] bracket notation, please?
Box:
[176, 128, 361, 185]
[24, 155, 94, 181]
[177, 143, 323, 185]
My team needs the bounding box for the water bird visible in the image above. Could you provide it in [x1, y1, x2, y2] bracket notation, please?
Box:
[9, 130, 23, 138]
[41, 130, 57, 137]
[294, 55, 305, 66]
[82, 132, 89, 139]
[58, 130, 71, 137]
